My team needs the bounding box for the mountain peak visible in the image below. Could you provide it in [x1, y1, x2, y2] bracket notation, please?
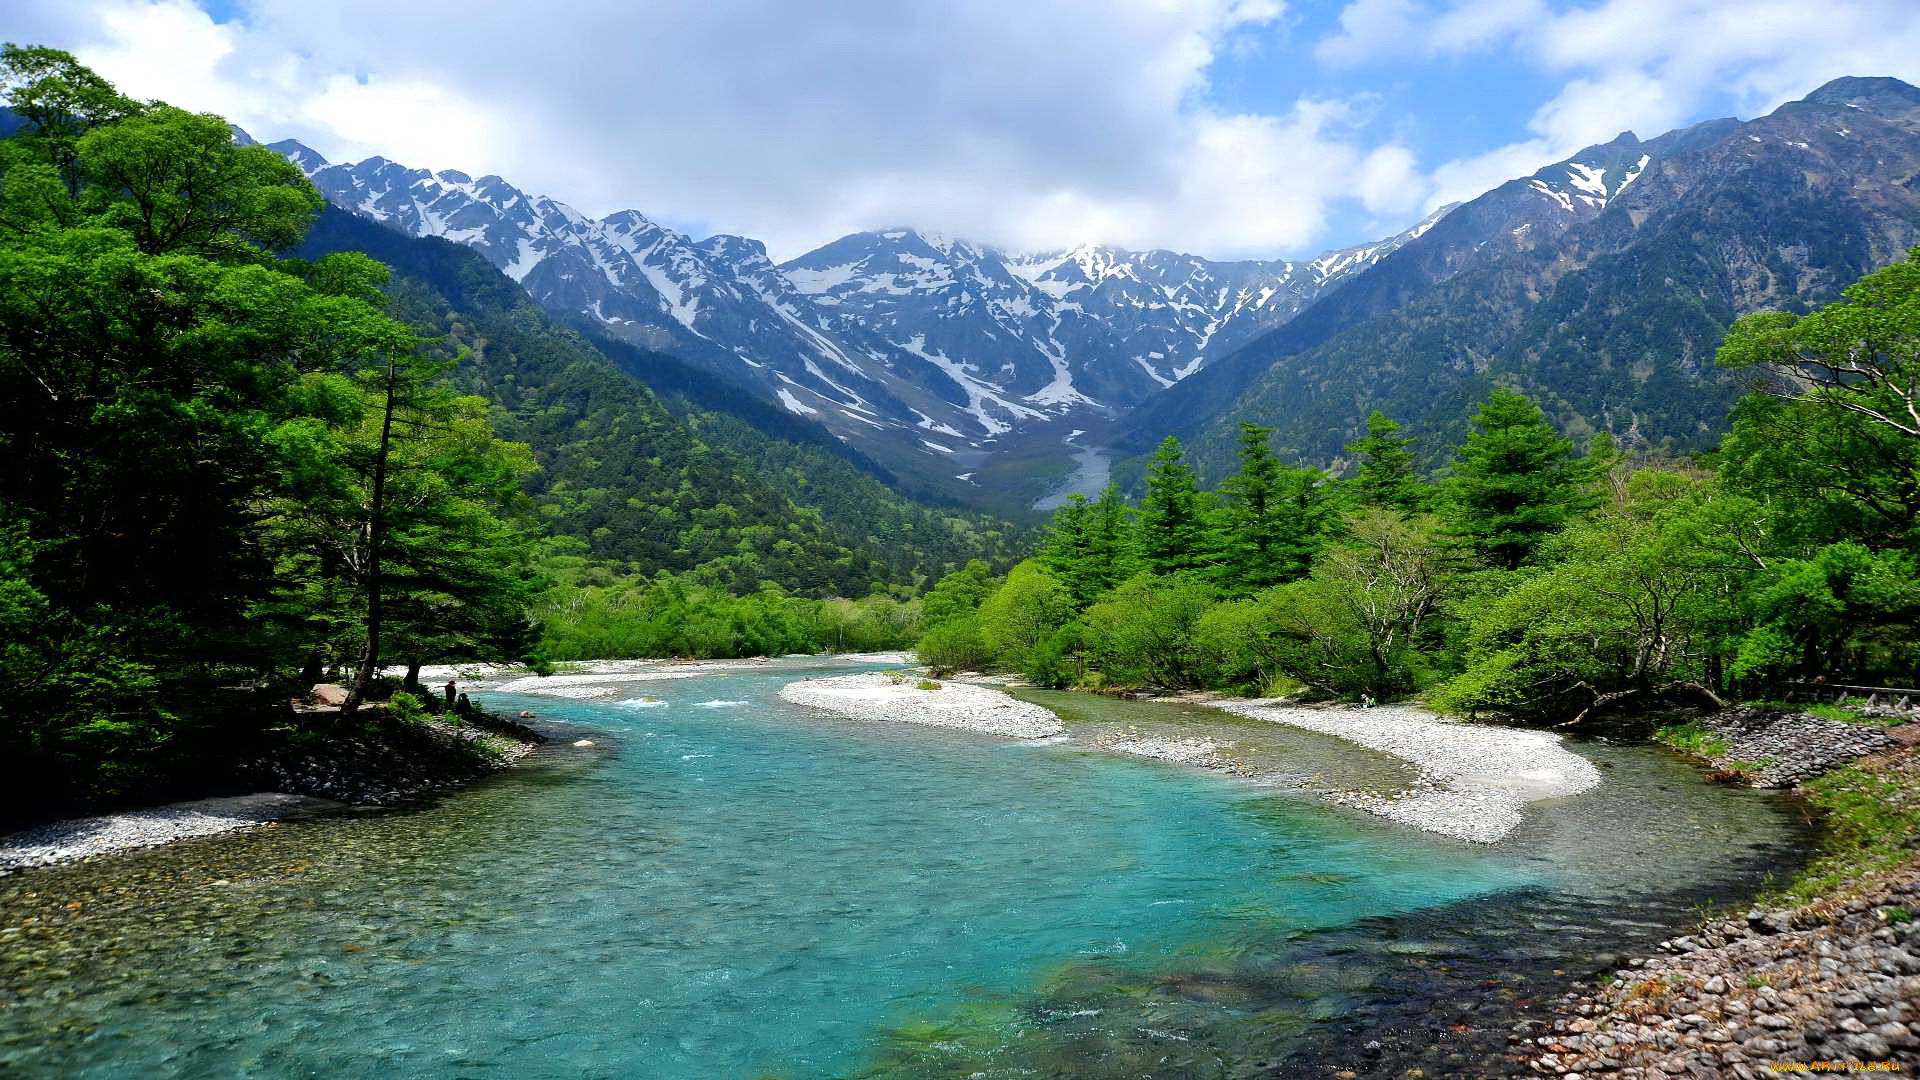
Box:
[266, 138, 329, 176]
[1802, 76, 1920, 125]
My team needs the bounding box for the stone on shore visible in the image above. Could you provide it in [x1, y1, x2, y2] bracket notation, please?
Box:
[310, 683, 350, 706]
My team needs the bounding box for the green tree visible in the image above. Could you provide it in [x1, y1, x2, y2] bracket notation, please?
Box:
[920, 560, 995, 626]
[1080, 573, 1216, 689]
[1139, 436, 1211, 577]
[977, 560, 1074, 671]
[1445, 389, 1597, 569]
[1717, 249, 1920, 550]
[1435, 469, 1741, 720]
[1346, 411, 1427, 515]
[1218, 423, 1334, 594]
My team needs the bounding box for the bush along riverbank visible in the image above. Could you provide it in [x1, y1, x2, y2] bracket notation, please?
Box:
[1516, 711, 1920, 1076]
[0, 685, 544, 875]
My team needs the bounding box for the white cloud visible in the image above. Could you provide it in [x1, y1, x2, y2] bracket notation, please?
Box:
[1354, 143, 1423, 215]
[1314, 0, 1425, 67]
[1315, 0, 1920, 212]
[15, 0, 1430, 260]
[18, 0, 1920, 261]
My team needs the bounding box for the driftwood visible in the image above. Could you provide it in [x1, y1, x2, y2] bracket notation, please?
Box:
[1555, 680, 1728, 728]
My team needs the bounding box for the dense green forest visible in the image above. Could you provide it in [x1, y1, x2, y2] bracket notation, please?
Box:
[917, 256, 1920, 719]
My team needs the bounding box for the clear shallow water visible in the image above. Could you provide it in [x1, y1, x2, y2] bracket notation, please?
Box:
[0, 662, 1809, 1078]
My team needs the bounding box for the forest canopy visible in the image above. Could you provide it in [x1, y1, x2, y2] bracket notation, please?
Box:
[919, 258, 1920, 718]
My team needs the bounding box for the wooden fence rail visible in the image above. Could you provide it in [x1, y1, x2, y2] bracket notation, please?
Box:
[1780, 681, 1920, 714]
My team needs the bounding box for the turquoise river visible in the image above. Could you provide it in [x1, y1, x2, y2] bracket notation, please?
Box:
[0, 659, 1812, 1078]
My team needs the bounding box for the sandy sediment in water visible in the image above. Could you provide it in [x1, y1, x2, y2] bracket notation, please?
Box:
[778, 672, 1064, 739]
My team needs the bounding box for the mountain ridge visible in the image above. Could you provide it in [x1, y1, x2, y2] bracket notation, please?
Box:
[267, 134, 1446, 501]
[1117, 75, 1920, 481]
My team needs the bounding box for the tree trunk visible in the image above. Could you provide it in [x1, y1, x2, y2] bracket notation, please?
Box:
[403, 660, 423, 696]
[342, 356, 399, 717]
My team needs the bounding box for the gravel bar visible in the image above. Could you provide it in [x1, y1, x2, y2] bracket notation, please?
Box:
[1213, 700, 1601, 843]
[0, 793, 342, 875]
[778, 672, 1065, 739]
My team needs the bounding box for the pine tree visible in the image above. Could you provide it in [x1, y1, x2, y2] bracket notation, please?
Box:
[1038, 495, 1097, 604]
[1446, 389, 1597, 569]
[1139, 436, 1211, 577]
[1219, 423, 1331, 593]
[1346, 411, 1426, 514]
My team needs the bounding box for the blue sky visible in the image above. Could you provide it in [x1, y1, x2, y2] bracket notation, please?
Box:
[10, 0, 1920, 261]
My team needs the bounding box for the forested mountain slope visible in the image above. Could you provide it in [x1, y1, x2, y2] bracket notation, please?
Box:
[295, 206, 1024, 594]
[1121, 76, 1920, 479]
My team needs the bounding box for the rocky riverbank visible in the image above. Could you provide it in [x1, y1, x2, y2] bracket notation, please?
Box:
[778, 672, 1065, 738]
[1671, 706, 1902, 788]
[1522, 863, 1920, 1075]
[0, 712, 543, 875]
[1518, 724, 1920, 1076]
[1090, 728, 1256, 776]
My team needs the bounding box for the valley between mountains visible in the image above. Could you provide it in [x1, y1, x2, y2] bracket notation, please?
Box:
[257, 75, 1920, 508]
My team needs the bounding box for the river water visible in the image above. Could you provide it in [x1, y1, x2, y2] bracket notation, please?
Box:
[0, 660, 1810, 1078]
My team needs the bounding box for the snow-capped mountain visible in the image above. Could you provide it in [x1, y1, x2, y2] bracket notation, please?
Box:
[273, 144, 974, 448]
[998, 211, 1451, 390]
[777, 211, 1452, 419]
[271, 137, 1446, 479]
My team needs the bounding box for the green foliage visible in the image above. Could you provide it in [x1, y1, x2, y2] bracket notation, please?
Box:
[386, 690, 430, 726]
[1216, 422, 1334, 593]
[1651, 721, 1731, 760]
[1253, 511, 1453, 698]
[1770, 751, 1920, 905]
[1080, 573, 1216, 689]
[920, 560, 995, 626]
[0, 53, 546, 812]
[1445, 389, 1599, 570]
[1434, 469, 1739, 718]
[976, 561, 1073, 673]
[1036, 485, 1137, 605]
[1345, 411, 1427, 515]
[535, 559, 917, 661]
[916, 615, 992, 676]
[1138, 437, 1211, 577]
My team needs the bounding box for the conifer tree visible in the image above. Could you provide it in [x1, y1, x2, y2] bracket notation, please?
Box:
[1446, 389, 1597, 569]
[1086, 483, 1138, 587]
[1219, 423, 1332, 593]
[1139, 436, 1210, 577]
[1346, 411, 1426, 514]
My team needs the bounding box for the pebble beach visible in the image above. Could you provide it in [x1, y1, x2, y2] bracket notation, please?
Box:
[1213, 699, 1603, 843]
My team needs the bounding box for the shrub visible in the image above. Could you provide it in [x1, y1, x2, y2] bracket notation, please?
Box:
[916, 615, 992, 675]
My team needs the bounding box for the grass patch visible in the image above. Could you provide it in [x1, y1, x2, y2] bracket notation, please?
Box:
[1653, 720, 1730, 759]
[1768, 749, 1920, 906]
[915, 679, 942, 691]
[1757, 699, 1906, 729]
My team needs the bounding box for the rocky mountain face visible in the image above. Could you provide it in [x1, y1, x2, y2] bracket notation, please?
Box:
[1122, 76, 1920, 478]
[272, 139, 1437, 495]
[274, 75, 1920, 504]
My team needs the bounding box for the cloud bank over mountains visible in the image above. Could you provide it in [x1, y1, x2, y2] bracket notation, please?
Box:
[12, 0, 1920, 260]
